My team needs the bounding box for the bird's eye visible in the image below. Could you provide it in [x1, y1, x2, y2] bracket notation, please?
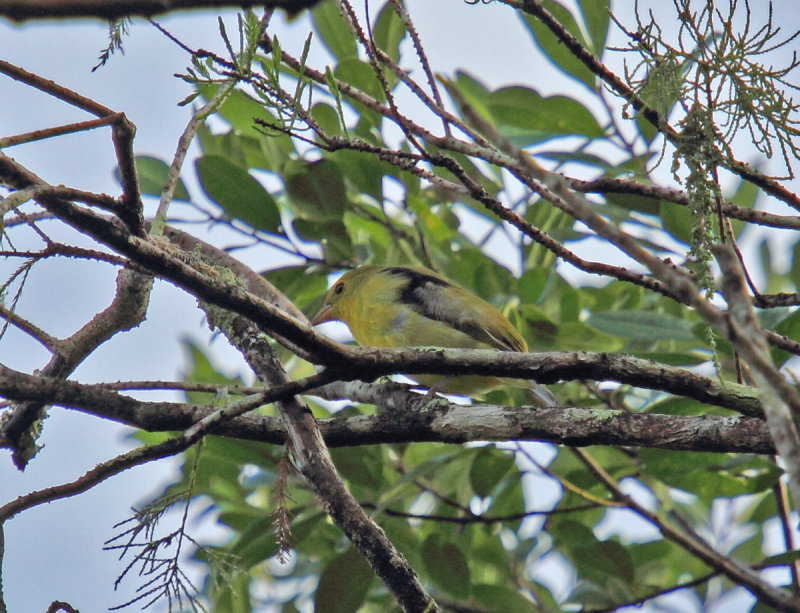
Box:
[334, 282, 345, 295]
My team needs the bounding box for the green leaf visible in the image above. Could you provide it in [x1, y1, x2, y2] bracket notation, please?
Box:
[290, 511, 331, 550]
[762, 550, 800, 567]
[315, 548, 374, 613]
[330, 149, 387, 201]
[470, 447, 515, 497]
[226, 513, 282, 567]
[195, 155, 280, 232]
[128, 155, 190, 201]
[472, 585, 538, 613]
[342, 213, 397, 263]
[578, 540, 635, 585]
[577, 0, 610, 53]
[586, 310, 696, 341]
[198, 129, 290, 175]
[201, 87, 295, 172]
[772, 309, 800, 365]
[334, 58, 385, 102]
[263, 266, 329, 313]
[582, 280, 645, 312]
[293, 218, 352, 263]
[487, 87, 604, 143]
[658, 200, 692, 245]
[451, 70, 494, 123]
[640, 449, 781, 497]
[605, 191, 661, 216]
[214, 89, 282, 136]
[330, 445, 384, 492]
[312, 1, 358, 60]
[284, 158, 347, 220]
[484, 474, 524, 518]
[421, 534, 471, 596]
[552, 521, 635, 588]
[311, 102, 343, 136]
[523, 202, 579, 270]
[373, 1, 406, 63]
[520, 2, 596, 88]
[550, 320, 626, 351]
[207, 566, 252, 613]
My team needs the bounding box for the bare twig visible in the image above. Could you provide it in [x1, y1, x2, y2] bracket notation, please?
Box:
[0, 115, 125, 148]
[0, 59, 143, 233]
[570, 175, 800, 232]
[150, 78, 237, 236]
[0, 304, 61, 351]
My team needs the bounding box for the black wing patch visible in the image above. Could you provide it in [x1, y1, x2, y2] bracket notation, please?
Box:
[386, 267, 451, 304]
[386, 267, 520, 351]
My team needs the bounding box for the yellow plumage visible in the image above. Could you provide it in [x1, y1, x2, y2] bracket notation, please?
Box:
[312, 265, 555, 404]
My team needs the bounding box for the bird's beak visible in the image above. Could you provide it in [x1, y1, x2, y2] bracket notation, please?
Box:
[311, 303, 333, 325]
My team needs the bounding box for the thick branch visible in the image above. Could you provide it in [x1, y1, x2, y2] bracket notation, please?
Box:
[2, 268, 153, 468]
[0, 152, 764, 418]
[214, 311, 439, 612]
[570, 176, 800, 232]
[0, 0, 320, 21]
[0, 376, 333, 529]
[0, 367, 773, 453]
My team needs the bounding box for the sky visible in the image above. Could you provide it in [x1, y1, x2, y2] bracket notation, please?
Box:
[1, 1, 799, 611]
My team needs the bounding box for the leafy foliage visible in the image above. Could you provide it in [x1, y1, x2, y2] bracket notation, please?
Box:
[3, 1, 800, 613]
[122, 3, 800, 611]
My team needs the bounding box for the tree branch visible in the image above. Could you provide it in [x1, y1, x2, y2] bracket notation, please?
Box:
[570, 175, 800, 232]
[714, 245, 800, 511]
[2, 268, 153, 468]
[573, 448, 800, 612]
[1, 152, 768, 420]
[0, 371, 333, 523]
[0, 366, 774, 453]
[210, 305, 440, 612]
[0, 0, 322, 21]
[0, 60, 143, 233]
[512, 0, 800, 212]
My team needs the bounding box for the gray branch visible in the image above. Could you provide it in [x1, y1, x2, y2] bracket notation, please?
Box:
[0, 0, 319, 21]
[0, 366, 774, 454]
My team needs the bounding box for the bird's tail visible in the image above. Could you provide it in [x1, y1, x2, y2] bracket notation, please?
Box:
[526, 382, 558, 408]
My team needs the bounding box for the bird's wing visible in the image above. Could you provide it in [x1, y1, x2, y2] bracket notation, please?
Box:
[385, 267, 526, 352]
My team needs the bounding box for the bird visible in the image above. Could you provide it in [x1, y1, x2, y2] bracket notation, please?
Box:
[311, 264, 556, 406]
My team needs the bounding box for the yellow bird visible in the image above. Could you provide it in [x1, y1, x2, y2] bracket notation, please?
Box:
[312, 265, 555, 405]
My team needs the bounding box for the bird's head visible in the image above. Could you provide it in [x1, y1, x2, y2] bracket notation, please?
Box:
[311, 266, 379, 325]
